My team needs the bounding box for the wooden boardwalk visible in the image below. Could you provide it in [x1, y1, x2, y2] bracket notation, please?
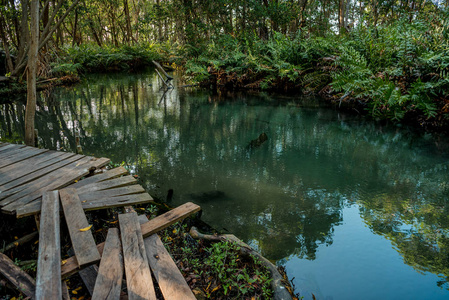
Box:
[0, 142, 201, 299]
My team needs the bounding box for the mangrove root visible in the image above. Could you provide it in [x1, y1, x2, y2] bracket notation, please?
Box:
[189, 226, 293, 300]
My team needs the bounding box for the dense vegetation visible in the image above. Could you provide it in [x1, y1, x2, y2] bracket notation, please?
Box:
[1, 1, 449, 126]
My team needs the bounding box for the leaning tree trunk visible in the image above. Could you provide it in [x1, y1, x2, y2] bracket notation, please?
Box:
[25, 0, 39, 147]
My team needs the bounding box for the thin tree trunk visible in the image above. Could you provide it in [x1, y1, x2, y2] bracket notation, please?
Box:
[25, 0, 39, 147]
[17, 0, 30, 69]
[339, 0, 345, 34]
[124, 0, 133, 44]
[0, 16, 14, 73]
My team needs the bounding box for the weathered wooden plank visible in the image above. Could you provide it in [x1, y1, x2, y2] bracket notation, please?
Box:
[80, 193, 154, 211]
[62, 281, 70, 300]
[0, 148, 49, 169]
[0, 143, 25, 153]
[61, 202, 201, 279]
[36, 191, 62, 300]
[138, 215, 195, 300]
[60, 188, 101, 267]
[17, 191, 153, 218]
[68, 166, 129, 189]
[0, 253, 36, 298]
[78, 185, 146, 202]
[1, 157, 110, 213]
[119, 212, 156, 300]
[0, 146, 29, 159]
[79, 265, 99, 295]
[0, 155, 93, 206]
[140, 202, 201, 238]
[0, 153, 83, 193]
[75, 175, 138, 195]
[91, 228, 123, 300]
[0, 151, 69, 185]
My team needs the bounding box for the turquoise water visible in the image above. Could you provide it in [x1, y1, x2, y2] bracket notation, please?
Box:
[1, 72, 449, 299]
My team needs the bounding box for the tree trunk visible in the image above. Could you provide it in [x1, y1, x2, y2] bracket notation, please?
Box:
[339, 0, 345, 34]
[25, 0, 39, 147]
[0, 16, 14, 73]
[124, 0, 133, 44]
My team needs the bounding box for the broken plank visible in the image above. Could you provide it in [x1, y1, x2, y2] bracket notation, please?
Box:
[74, 175, 138, 195]
[60, 188, 101, 267]
[36, 191, 62, 300]
[80, 193, 153, 211]
[68, 166, 129, 189]
[78, 185, 146, 202]
[1, 157, 110, 213]
[17, 192, 153, 218]
[0, 147, 49, 169]
[140, 202, 201, 239]
[79, 265, 99, 295]
[92, 228, 123, 300]
[61, 202, 201, 279]
[138, 215, 195, 300]
[0, 253, 36, 299]
[119, 212, 156, 300]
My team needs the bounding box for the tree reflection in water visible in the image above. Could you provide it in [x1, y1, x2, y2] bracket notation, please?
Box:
[1, 72, 449, 291]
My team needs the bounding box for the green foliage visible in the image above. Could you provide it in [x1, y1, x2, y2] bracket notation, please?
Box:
[160, 222, 273, 299]
[203, 241, 273, 298]
[59, 44, 165, 73]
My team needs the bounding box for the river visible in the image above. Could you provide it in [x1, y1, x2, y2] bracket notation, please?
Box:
[1, 71, 449, 300]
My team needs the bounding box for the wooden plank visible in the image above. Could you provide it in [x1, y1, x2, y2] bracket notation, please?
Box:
[91, 228, 123, 300]
[0, 145, 29, 159]
[68, 166, 129, 189]
[0, 151, 72, 186]
[140, 202, 201, 238]
[0, 153, 83, 193]
[16, 191, 153, 218]
[75, 175, 138, 195]
[36, 191, 62, 300]
[1, 157, 110, 213]
[79, 265, 99, 295]
[0, 156, 93, 206]
[0, 253, 36, 298]
[119, 212, 156, 300]
[78, 185, 146, 201]
[138, 215, 195, 300]
[80, 193, 153, 211]
[60, 188, 101, 267]
[60, 202, 201, 279]
[62, 281, 70, 300]
[0, 147, 49, 169]
[0, 143, 24, 153]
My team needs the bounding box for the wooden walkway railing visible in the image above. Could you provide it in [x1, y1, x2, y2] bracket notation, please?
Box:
[0, 142, 202, 299]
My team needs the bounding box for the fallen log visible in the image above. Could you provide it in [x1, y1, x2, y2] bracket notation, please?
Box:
[0, 253, 36, 299]
[189, 227, 293, 300]
[1, 231, 39, 253]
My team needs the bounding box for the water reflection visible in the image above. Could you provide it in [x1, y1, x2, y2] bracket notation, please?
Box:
[1, 72, 449, 298]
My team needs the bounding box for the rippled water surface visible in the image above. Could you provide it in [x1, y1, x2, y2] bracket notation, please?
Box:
[1, 72, 449, 299]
